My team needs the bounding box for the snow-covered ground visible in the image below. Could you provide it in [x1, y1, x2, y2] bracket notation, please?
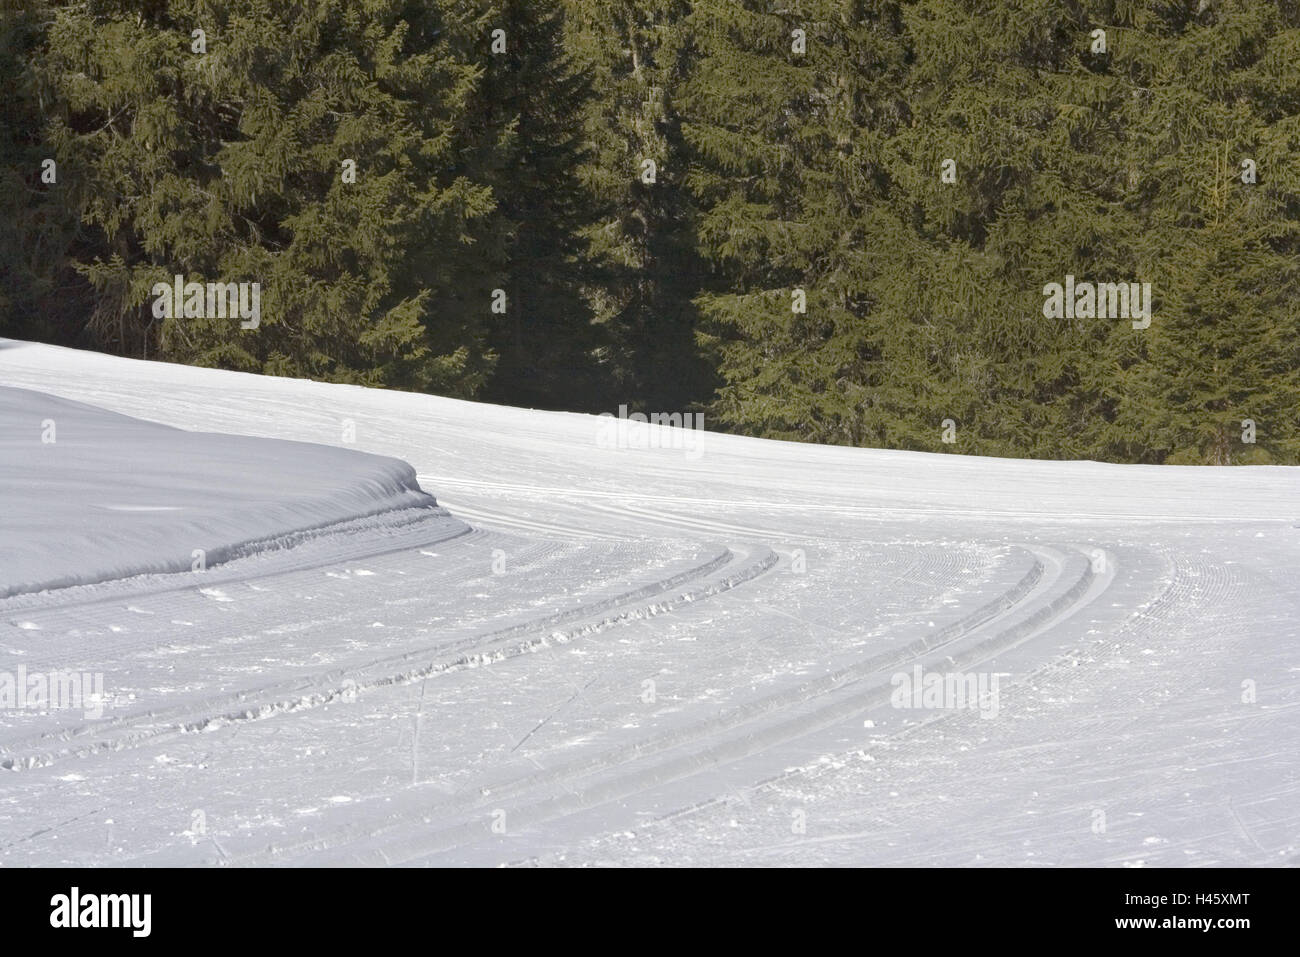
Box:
[0, 386, 446, 599]
[1, 338, 1297, 866]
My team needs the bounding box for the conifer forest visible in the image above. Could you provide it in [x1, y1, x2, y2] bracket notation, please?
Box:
[3, 0, 1298, 464]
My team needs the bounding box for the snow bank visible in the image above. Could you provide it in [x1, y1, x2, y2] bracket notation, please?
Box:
[0, 386, 438, 598]
[2, 339, 1297, 524]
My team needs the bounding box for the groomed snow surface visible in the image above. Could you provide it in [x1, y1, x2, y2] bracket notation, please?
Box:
[1, 338, 1297, 867]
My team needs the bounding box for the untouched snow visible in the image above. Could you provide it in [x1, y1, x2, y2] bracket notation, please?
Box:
[0, 338, 1298, 867]
[0, 386, 448, 598]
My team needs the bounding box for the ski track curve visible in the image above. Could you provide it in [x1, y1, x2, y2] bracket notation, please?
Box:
[1, 341, 1297, 867]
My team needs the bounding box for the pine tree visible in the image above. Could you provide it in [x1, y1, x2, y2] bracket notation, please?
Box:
[0, 2, 90, 345]
[474, 0, 604, 411]
[867, 0, 1138, 458]
[1097, 0, 1300, 464]
[681, 0, 908, 444]
[563, 0, 710, 412]
[33, 0, 501, 394]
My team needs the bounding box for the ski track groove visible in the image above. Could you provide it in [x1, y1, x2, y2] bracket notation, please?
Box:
[599, 547, 1291, 867]
[239, 542, 1110, 865]
[0, 542, 775, 772]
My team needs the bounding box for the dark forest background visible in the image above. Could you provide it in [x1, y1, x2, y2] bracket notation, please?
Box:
[2, 0, 1298, 464]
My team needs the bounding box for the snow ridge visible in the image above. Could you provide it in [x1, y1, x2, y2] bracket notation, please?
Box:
[0, 387, 441, 598]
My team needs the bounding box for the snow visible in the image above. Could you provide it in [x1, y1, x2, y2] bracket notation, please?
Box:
[0, 385, 449, 598]
[0, 337, 1297, 867]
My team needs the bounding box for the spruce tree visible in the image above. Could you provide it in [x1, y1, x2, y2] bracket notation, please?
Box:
[474, 0, 604, 411]
[33, 0, 500, 394]
[682, 0, 907, 444]
[869, 0, 1137, 458]
[0, 2, 90, 346]
[1096, 0, 1300, 464]
[563, 0, 710, 412]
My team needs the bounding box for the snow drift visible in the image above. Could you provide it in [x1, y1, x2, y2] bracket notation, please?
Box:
[0, 386, 440, 598]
